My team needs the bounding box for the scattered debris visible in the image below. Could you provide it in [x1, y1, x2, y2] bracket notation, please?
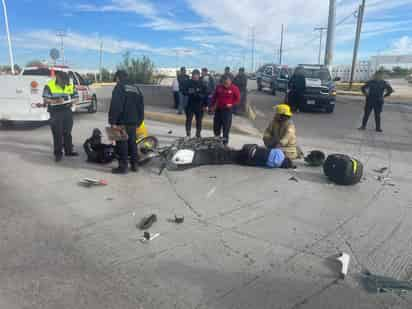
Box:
[274, 189, 279, 193]
[79, 178, 108, 188]
[138, 214, 157, 230]
[360, 271, 412, 294]
[140, 232, 160, 243]
[336, 252, 350, 279]
[132, 212, 136, 217]
[374, 167, 388, 174]
[208, 176, 217, 179]
[174, 215, 184, 224]
[106, 197, 114, 201]
[289, 176, 299, 183]
[376, 175, 391, 182]
[206, 186, 216, 198]
[168, 130, 173, 134]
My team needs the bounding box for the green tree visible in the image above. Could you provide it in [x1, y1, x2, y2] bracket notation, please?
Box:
[26, 60, 43, 67]
[100, 68, 113, 82]
[117, 52, 155, 84]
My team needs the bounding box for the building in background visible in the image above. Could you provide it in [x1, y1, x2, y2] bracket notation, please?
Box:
[331, 61, 373, 82]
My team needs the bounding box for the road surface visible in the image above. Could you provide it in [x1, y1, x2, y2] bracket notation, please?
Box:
[1, 90, 412, 308]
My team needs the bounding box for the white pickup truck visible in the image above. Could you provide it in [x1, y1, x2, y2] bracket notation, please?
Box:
[0, 65, 98, 122]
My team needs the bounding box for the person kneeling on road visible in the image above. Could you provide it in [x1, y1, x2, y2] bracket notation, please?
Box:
[211, 75, 240, 145]
[184, 69, 208, 138]
[263, 104, 302, 160]
[108, 70, 144, 174]
[83, 128, 115, 164]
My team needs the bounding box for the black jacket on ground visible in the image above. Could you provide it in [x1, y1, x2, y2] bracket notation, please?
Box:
[361, 79, 393, 105]
[184, 79, 208, 111]
[288, 74, 306, 93]
[109, 81, 144, 126]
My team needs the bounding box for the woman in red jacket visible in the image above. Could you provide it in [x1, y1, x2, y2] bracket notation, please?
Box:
[211, 75, 240, 145]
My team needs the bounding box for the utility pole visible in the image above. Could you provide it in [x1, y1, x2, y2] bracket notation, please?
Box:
[99, 41, 103, 81]
[349, 0, 366, 88]
[250, 26, 255, 73]
[1, 0, 15, 74]
[314, 27, 327, 65]
[279, 24, 284, 65]
[324, 0, 336, 67]
[56, 31, 67, 65]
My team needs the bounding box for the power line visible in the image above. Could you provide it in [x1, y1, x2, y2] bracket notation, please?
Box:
[336, 9, 358, 27]
[314, 27, 327, 65]
[279, 24, 284, 65]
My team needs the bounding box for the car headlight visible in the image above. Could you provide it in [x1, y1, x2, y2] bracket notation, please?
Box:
[331, 90, 337, 96]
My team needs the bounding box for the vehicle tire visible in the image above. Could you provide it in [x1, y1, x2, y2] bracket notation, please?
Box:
[88, 96, 98, 113]
[257, 79, 262, 91]
[325, 105, 335, 113]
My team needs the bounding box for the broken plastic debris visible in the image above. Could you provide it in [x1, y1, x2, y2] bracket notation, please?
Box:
[174, 215, 184, 224]
[140, 232, 160, 243]
[336, 252, 350, 279]
[360, 271, 412, 294]
[289, 176, 299, 182]
[374, 167, 388, 174]
[168, 130, 173, 134]
[79, 178, 108, 188]
[138, 214, 157, 230]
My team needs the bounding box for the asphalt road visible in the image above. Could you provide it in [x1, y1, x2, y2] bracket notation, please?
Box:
[1, 82, 412, 309]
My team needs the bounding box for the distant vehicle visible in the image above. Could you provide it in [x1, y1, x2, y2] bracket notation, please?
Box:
[0, 65, 97, 123]
[256, 64, 290, 95]
[248, 73, 257, 80]
[294, 64, 337, 113]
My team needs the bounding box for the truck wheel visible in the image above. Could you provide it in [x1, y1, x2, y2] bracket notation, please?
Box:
[325, 106, 335, 113]
[88, 96, 98, 113]
[257, 79, 262, 91]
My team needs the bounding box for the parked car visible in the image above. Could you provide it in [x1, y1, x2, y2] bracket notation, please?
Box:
[256, 64, 290, 95]
[0, 65, 98, 123]
[294, 64, 337, 113]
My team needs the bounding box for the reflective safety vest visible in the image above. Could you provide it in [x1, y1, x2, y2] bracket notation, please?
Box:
[47, 79, 75, 96]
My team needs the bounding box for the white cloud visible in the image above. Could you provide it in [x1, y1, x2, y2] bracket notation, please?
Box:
[76, 0, 208, 32]
[390, 36, 412, 54]
[10, 29, 193, 57]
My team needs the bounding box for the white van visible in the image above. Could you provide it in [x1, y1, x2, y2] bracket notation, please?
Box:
[0, 65, 98, 122]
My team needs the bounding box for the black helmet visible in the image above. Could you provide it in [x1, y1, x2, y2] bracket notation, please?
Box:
[305, 150, 326, 167]
[92, 128, 102, 137]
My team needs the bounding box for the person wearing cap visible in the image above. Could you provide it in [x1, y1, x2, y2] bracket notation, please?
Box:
[177, 67, 190, 115]
[109, 70, 144, 174]
[219, 66, 235, 84]
[43, 70, 79, 162]
[183, 69, 208, 138]
[211, 75, 240, 145]
[263, 104, 299, 160]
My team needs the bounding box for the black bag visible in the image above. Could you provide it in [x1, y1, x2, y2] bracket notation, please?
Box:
[323, 154, 363, 185]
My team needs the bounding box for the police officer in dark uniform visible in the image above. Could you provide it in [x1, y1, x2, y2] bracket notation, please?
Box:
[109, 70, 144, 174]
[359, 72, 393, 132]
[184, 69, 207, 138]
[43, 70, 79, 162]
[288, 67, 306, 112]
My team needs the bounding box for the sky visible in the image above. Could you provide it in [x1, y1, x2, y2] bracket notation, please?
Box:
[0, 0, 412, 71]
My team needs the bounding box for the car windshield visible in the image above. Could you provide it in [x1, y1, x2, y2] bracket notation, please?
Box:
[301, 68, 331, 82]
[22, 68, 51, 76]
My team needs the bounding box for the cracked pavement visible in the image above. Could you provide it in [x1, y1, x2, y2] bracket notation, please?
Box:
[1, 99, 412, 309]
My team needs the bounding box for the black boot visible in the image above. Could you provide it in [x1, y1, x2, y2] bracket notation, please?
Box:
[130, 163, 138, 172]
[112, 167, 128, 174]
[65, 151, 79, 157]
[55, 154, 63, 162]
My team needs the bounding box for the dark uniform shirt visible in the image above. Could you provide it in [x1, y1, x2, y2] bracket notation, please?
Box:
[361, 79, 394, 104]
[233, 73, 248, 92]
[184, 79, 208, 111]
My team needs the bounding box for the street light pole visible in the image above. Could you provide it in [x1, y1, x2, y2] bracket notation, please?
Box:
[349, 0, 366, 88]
[1, 0, 15, 74]
[314, 27, 327, 65]
[324, 0, 336, 67]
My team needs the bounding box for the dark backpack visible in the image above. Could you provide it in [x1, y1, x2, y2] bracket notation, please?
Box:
[323, 154, 363, 185]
